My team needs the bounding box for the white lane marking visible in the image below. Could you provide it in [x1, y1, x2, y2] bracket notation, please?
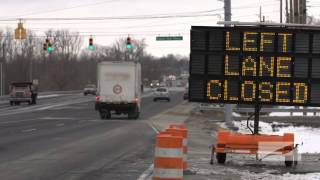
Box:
[137, 164, 154, 180]
[21, 128, 37, 133]
[38, 94, 60, 99]
[148, 123, 160, 134]
[56, 123, 65, 127]
[40, 117, 74, 120]
[137, 123, 159, 180]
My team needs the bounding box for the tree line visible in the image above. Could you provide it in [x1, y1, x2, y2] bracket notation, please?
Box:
[0, 28, 188, 93]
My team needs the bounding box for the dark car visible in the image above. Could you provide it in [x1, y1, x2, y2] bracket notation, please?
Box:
[9, 82, 37, 105]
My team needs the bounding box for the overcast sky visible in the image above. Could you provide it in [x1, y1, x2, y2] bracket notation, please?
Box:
[0, 0, 320, 57]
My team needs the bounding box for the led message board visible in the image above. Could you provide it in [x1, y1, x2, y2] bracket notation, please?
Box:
[189, 26, 320, 106]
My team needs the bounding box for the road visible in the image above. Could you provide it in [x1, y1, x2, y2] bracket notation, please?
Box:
[0, 90, 184, 180]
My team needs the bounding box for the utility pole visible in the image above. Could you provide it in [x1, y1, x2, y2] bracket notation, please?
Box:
[280, 0, 283, 23]
[293, 0, 299, 23]
[289, 0, 293, 23]
[224, 0, 234, 128]
[224, 0, 231, 23]
[285, 0, 289, 23]
[259, 6, 262, 22]
[299, 0, 306, 24]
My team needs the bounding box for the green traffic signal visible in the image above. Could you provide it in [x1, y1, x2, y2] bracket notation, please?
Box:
[88, 45, 95, 50]
[89, 37, 94, 50]
[126, 37, 132, 49]
[126, 44, 132, 49]
[48, 46, 54, 52]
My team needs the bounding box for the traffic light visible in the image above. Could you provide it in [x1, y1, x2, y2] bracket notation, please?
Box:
[126, 37, 132, 49]
[43, 43, 47, 51]
[88, 37, 94, 50]
[43, 38, 54, 52]
[47, 43, 54, 52]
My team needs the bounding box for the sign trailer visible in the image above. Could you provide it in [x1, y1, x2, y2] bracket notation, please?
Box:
[189, 25, 320, 166]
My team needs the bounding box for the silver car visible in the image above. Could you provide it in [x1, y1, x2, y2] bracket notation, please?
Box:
[83, 84, 97, 96]
[153, 87, 170, 102]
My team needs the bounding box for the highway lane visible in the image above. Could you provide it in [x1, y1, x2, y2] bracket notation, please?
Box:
[0, 90, 184, 180]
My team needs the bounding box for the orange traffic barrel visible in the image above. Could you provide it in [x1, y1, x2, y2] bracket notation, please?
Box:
[169, 123, 186, 129]
[153, 134, 183, 180]
[166, 127, 188, 170]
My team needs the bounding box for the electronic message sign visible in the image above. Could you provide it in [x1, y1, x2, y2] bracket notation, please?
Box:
[189, 26, 320, 106]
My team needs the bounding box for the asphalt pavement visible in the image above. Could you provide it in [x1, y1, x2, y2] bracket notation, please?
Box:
[0, 90, 184, 180]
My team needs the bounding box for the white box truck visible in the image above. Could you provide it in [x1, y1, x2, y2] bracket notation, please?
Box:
[95, 61, 141, 119]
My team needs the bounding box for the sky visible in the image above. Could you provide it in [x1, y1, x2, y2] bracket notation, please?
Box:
[0, 0, 320, 57]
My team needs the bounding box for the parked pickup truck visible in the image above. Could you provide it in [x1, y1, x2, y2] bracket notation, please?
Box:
[9, 82, 38, 105]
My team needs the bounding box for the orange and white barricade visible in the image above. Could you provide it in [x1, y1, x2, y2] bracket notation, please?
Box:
[166, 127, 188, 170]
[153, 134, 183, 180]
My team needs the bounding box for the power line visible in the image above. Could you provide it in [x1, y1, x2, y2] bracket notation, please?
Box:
[0, 0, 120, 19]
[0, 13, 221, 22]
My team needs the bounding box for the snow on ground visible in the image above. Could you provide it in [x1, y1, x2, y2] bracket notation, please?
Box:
[270, 112, 320, 117]
[38, 94, 61, 99]
[241, 171, 320, 180]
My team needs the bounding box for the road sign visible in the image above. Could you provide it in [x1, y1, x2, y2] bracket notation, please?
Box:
[156, 36, 183, 41]
[113, 84, 122, 94]
[14, 22, 27, 40]
[189, 26, 320, 107]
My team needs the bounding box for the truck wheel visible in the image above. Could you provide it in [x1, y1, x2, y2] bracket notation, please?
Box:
[128, 108, 139, 120]
[216, 153, 226, 164]
[10, 101, 13, 106]
[100, 110, 111, 120]
[15, 102, 20, 105]
[28, 101, 32, 105]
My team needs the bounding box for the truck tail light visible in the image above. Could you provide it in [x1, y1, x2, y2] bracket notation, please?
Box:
[96, 96, 101, 102]
[26, 91, 32, 97]
[132, 97, 139, 103]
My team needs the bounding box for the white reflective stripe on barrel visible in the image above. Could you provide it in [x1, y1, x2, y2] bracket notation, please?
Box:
[183, 154, 187, 161]
[153, 168, 183, 179]
[183, 138, 188, 146]
[155, 147, 183, 158]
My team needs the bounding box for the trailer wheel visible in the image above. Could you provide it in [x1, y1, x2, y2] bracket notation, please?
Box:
[285, 156, 293, 167]
[216, 153, 226, 164]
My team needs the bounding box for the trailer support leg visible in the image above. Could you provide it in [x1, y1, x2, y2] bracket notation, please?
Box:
[253, 104, 260, 134]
